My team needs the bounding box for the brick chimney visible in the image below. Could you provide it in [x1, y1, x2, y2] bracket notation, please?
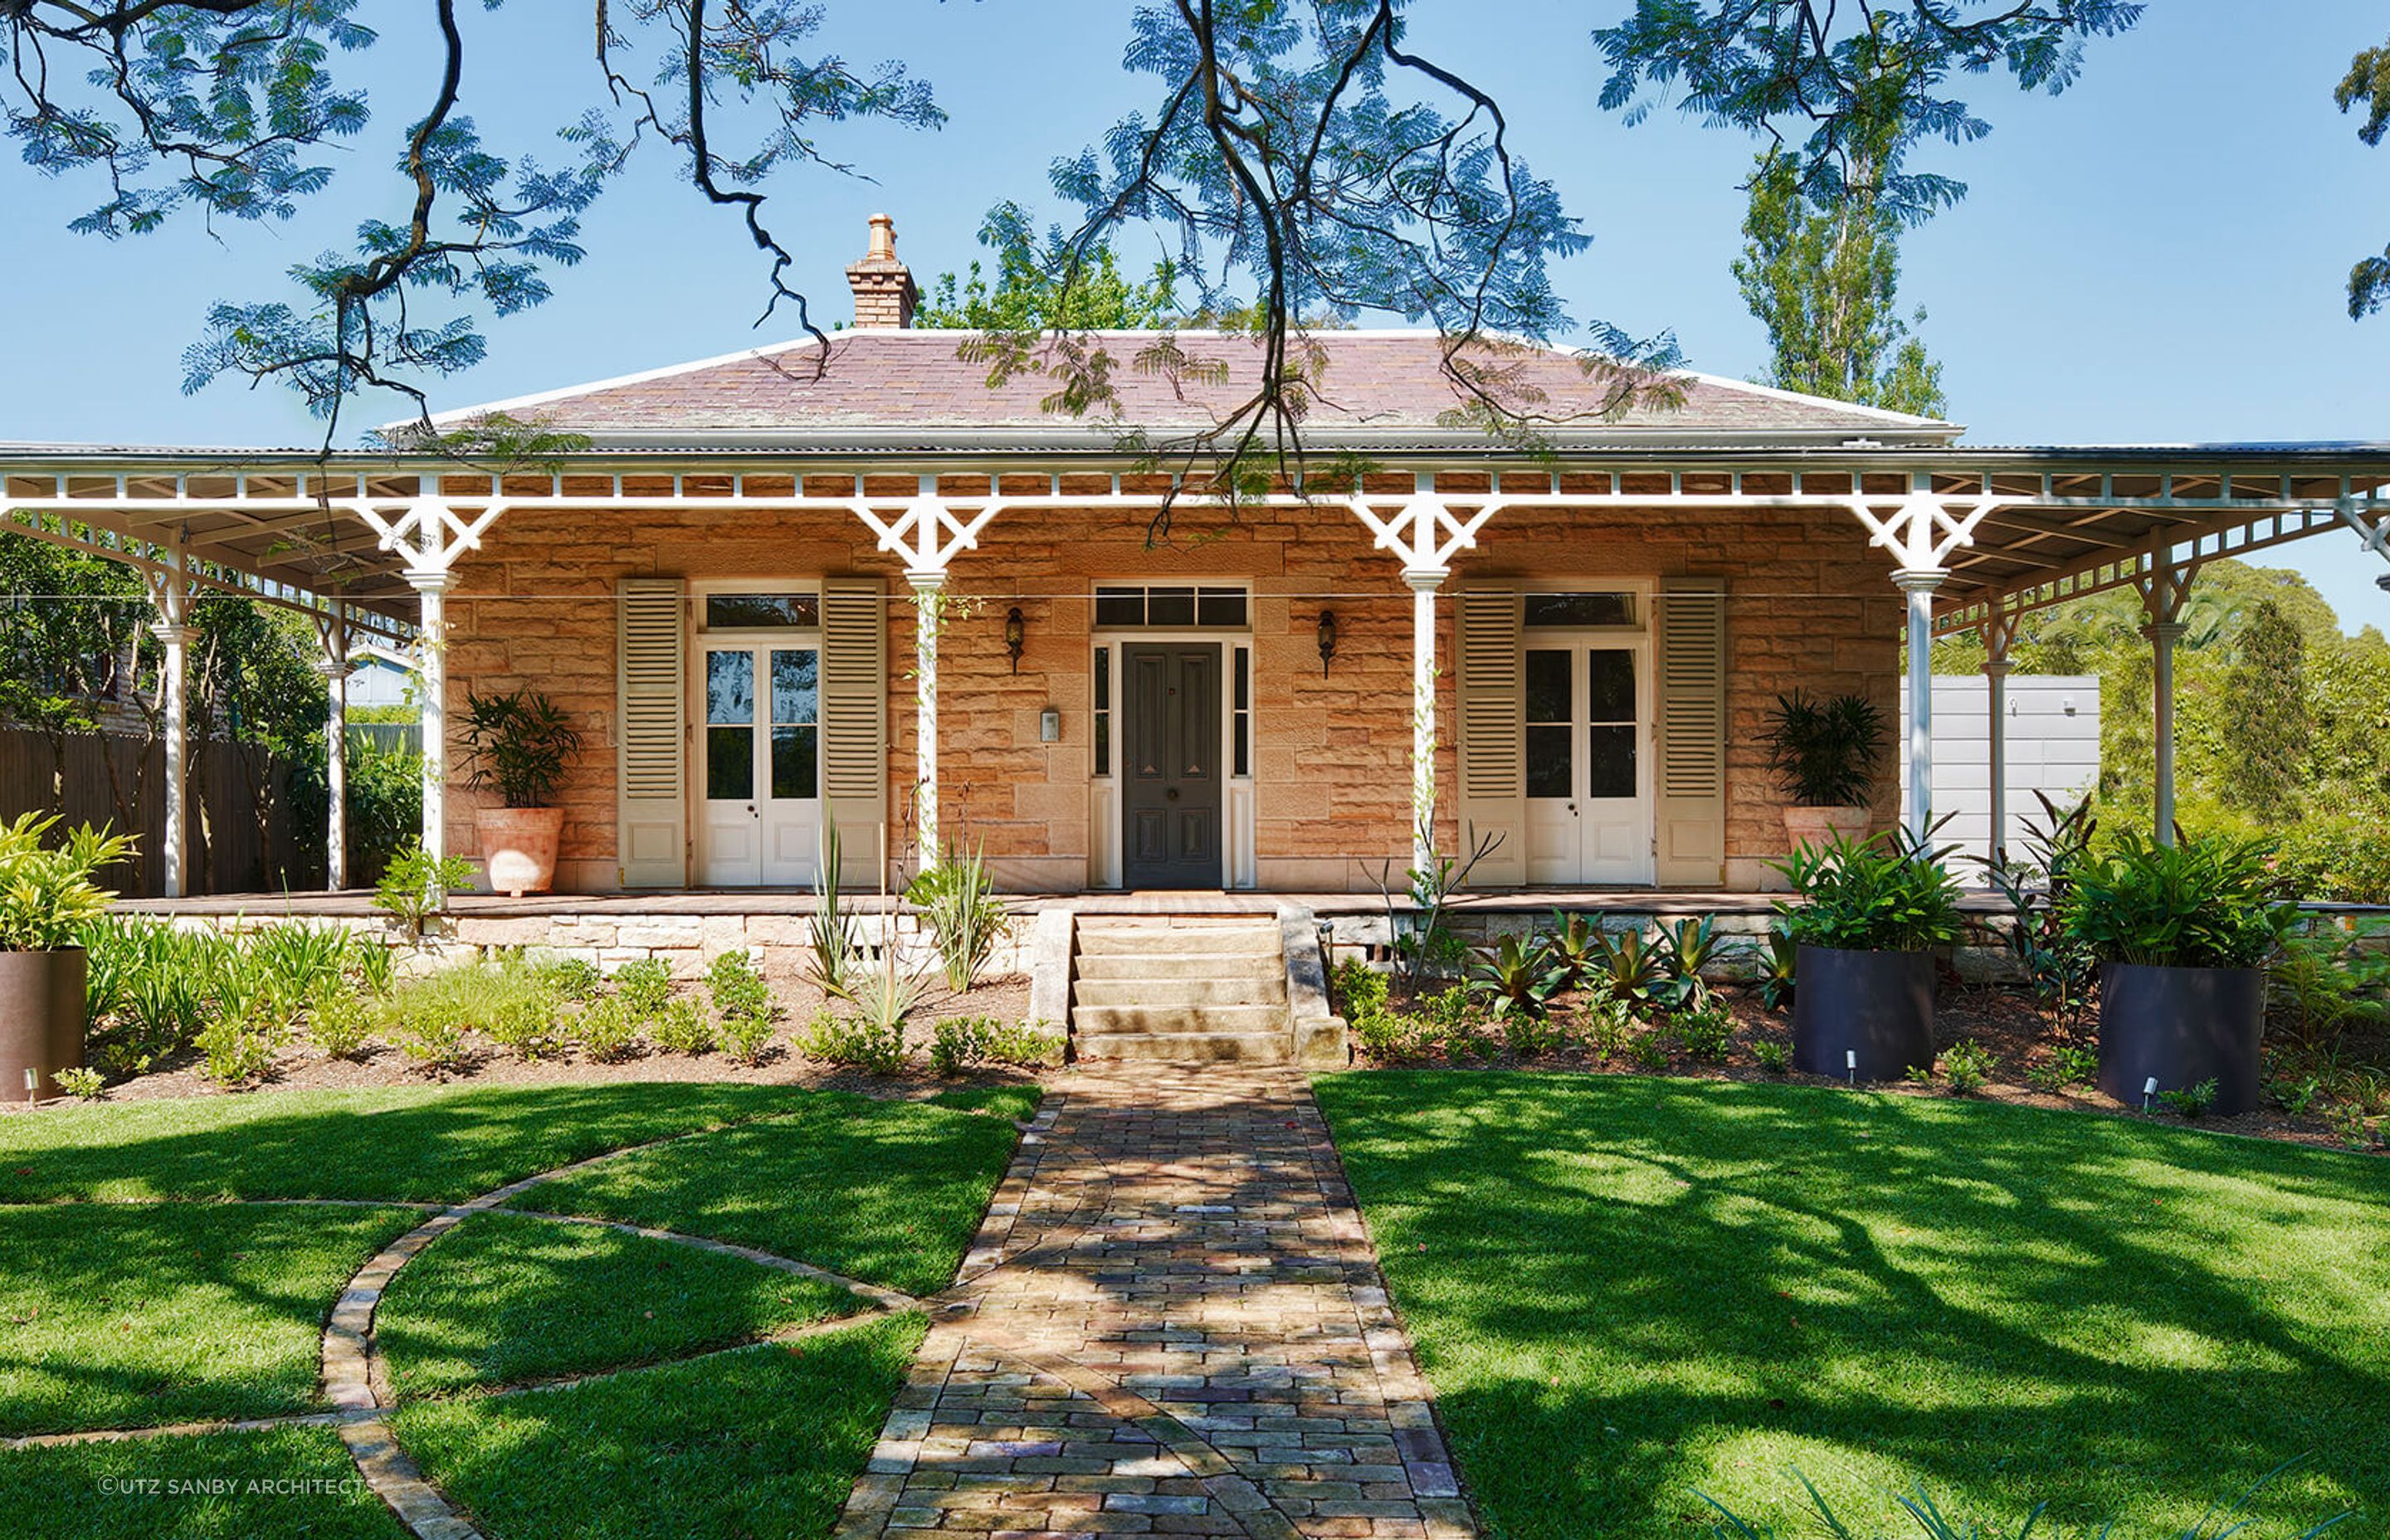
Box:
[846, 212, 917, 329]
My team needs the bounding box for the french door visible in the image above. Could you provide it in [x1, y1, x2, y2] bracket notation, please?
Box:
[699, 644, 821, 886]
[1524, 641, 1653, 885]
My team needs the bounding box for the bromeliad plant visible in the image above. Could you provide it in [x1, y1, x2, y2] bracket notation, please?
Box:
[2061, 829, 2300, 970]
[1468, 934, 1567, 1021]
[1773, 826, 1966, 955]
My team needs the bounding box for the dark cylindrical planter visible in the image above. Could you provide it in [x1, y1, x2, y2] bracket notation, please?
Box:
[1792, 944, 1935, 1083]
[0, 948, 88, 1099]
[2097, 961, 2265, 1116]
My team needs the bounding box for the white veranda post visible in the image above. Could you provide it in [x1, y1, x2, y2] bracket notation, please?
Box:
[315, 603, 354, 892]
[851, 477, 1002, 874]
[355, 499, 502, 893]
[1846, 487, 2009, 846]
[146, 555, 194, 899]
[1980, 607, 2019, 872]
[2134, 558, 2194, 846]
[1349, 480, 1499, 876]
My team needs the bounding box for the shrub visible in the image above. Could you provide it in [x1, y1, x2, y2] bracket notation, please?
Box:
[907, 846, 1009, 992]
[457, 689, 583, 809]
[2025, 1043, 2100, 1092]
[2157, 1077, 2220, 1119]
[485, 989, 565, 1061]
[705, 950, 778, 1065]
[2268, 924, 2389, 1050]
[1753, 1039, 1791, 1074]
[1353, 1008, 1427, 1063]
[373, 843, 477, 938]
[2328, 1104, 2378, 1150]
[575, 997, 643, 1062]
[1671, 1004, 1734, 1061]
[2271, 813, 2390, 904]
[82, 918, 221, 1074]
[196, 1011, 281, 1087]
[2063, 830, 2300, 970]
[1939, 1039, 1997, 1094]
[1626, 1031, 1672, 1070]
[538, 957, 602, 1004]
[0, 812, 137, 952]
[1501, 1009, 1565, 1058]
[388, 1009, 471, 1075]
[380, 958, 548, 1037]
[1773, 826, 1965, 954]
[796, 1010, 909, 1073]
[1577, 978, 1633, 1060]
[1761, 688, 1885, 807]
[612, 958, 674, 1021]
[717, 1007, 776, 1067]
[53, 1065, 105, 1100]
[306, 990, 377, 1060]
[652, 998, 717, 1056]
[1333, 957, 1391, 1023]
[929, 1016, 1062, 1075]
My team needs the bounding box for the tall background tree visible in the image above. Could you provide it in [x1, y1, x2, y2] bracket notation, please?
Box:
[2336, 26, 2390, 316]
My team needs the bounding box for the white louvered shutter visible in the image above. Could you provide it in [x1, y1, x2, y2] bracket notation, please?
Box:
[820, 576, 887, 887]
[1655, 576, 1727, 887]
[616, 578, 688, 889]
[1454, 586, 1526, 886]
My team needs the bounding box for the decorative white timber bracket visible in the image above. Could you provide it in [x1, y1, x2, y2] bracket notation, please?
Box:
[142, 553, 195, 899]
[2132, 556, 2196, 846]
[354, 499, 505, 896]
[1351, 485, 1503, 874]
[852, 480, 1007, 869]
[1848, 491, 2011, 844]
[311, 602, 357, 892]
[2339, 495, 2390, 591]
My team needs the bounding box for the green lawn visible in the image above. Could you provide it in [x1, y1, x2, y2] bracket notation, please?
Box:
[0, 1425, 408, 1540]
[0, 1202, 422, 1436]
[376, 1211, 858, 1398]
[393, 1316, 924, 1540]
[1314, 1072, 2390, 1540]
[0, 1079, 1033, 1538]
[507, 1084, 1037, 1296]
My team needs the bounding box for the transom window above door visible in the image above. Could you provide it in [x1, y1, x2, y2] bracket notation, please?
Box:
[704, 592, 820, 630]
[1094, 584, 1249, 628]
[1524, 591, 1637, 628]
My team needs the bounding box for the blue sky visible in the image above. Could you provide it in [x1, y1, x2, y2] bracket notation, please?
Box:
[5, 2, 2388, 627]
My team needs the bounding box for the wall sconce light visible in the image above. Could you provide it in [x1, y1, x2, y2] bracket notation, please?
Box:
[1316, 611, 1339, 677]
[1003, 607, 1026, 674]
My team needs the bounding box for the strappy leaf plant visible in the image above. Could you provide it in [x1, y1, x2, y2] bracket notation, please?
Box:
[1773, 826, 1965, 955]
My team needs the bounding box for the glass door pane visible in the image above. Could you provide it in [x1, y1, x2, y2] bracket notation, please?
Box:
[705, 649, 755, 801]
[768, 649, 818, 800]
[1524, 648, 1573, 799]
[1586, 647, 1636, 799]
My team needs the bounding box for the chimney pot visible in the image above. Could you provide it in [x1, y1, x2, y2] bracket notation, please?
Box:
[847, 212, 916, 329]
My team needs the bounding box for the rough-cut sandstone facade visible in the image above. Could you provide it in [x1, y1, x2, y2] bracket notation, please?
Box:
[440, 470, 1898, 894]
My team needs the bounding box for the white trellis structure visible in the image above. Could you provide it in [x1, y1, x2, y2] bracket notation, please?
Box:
[3, 449, 2388, 897]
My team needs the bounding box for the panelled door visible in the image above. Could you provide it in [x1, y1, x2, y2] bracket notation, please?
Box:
[1524, 641, 1653, 885]
[699, 644, 822, 886]
[1122, 643, 1222, 889]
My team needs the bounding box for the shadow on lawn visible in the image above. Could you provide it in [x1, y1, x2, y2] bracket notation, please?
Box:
[1316, 1072, 2390, 1540]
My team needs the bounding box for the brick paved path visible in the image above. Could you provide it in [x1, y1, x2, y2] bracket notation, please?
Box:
[835, 1067, 1473, 1540]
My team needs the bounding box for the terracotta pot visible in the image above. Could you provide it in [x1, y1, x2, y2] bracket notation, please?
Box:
[1782, 805, 1873, 853]
[476, 807, 563, 896]
[2097, 961, 2266, 1116]
[1792, 943, 1935, 1083]
[0, 948, 88, 1099]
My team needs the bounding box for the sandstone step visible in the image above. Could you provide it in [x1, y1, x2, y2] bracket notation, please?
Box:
[1071, 976, 1289, 1009]
[1073, 924, 1280, 958]
[1071, 951, 1286, 982]
[1072, 1030, 1295, 1065]
[1069, 1003, 1290, 1036]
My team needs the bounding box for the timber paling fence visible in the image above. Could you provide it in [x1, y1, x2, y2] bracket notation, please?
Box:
[0, 728, 305, 898]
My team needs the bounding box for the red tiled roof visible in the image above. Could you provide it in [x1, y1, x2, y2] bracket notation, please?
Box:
[422, 329, 1956, 446]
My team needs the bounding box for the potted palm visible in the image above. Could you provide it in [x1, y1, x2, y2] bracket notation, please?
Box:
[459, 689, 584, 897]
[1773, 826, 1964, 1082]
[1763, 690, 1887, 851]
[0, 813, 135, 1098]
[2061, 830, 2298, 1116]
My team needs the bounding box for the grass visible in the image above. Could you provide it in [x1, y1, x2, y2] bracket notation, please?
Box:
[393, 1315, 924, 1540]
[0, 1425, 407, 1540]
[507, 1087, 1036, 1295]
[374, 1211, 858, 1398]
[0, 1202, 422, 1437]
[1313, 1071, 2390, 1540]
[0, 1081, 802, 1204]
